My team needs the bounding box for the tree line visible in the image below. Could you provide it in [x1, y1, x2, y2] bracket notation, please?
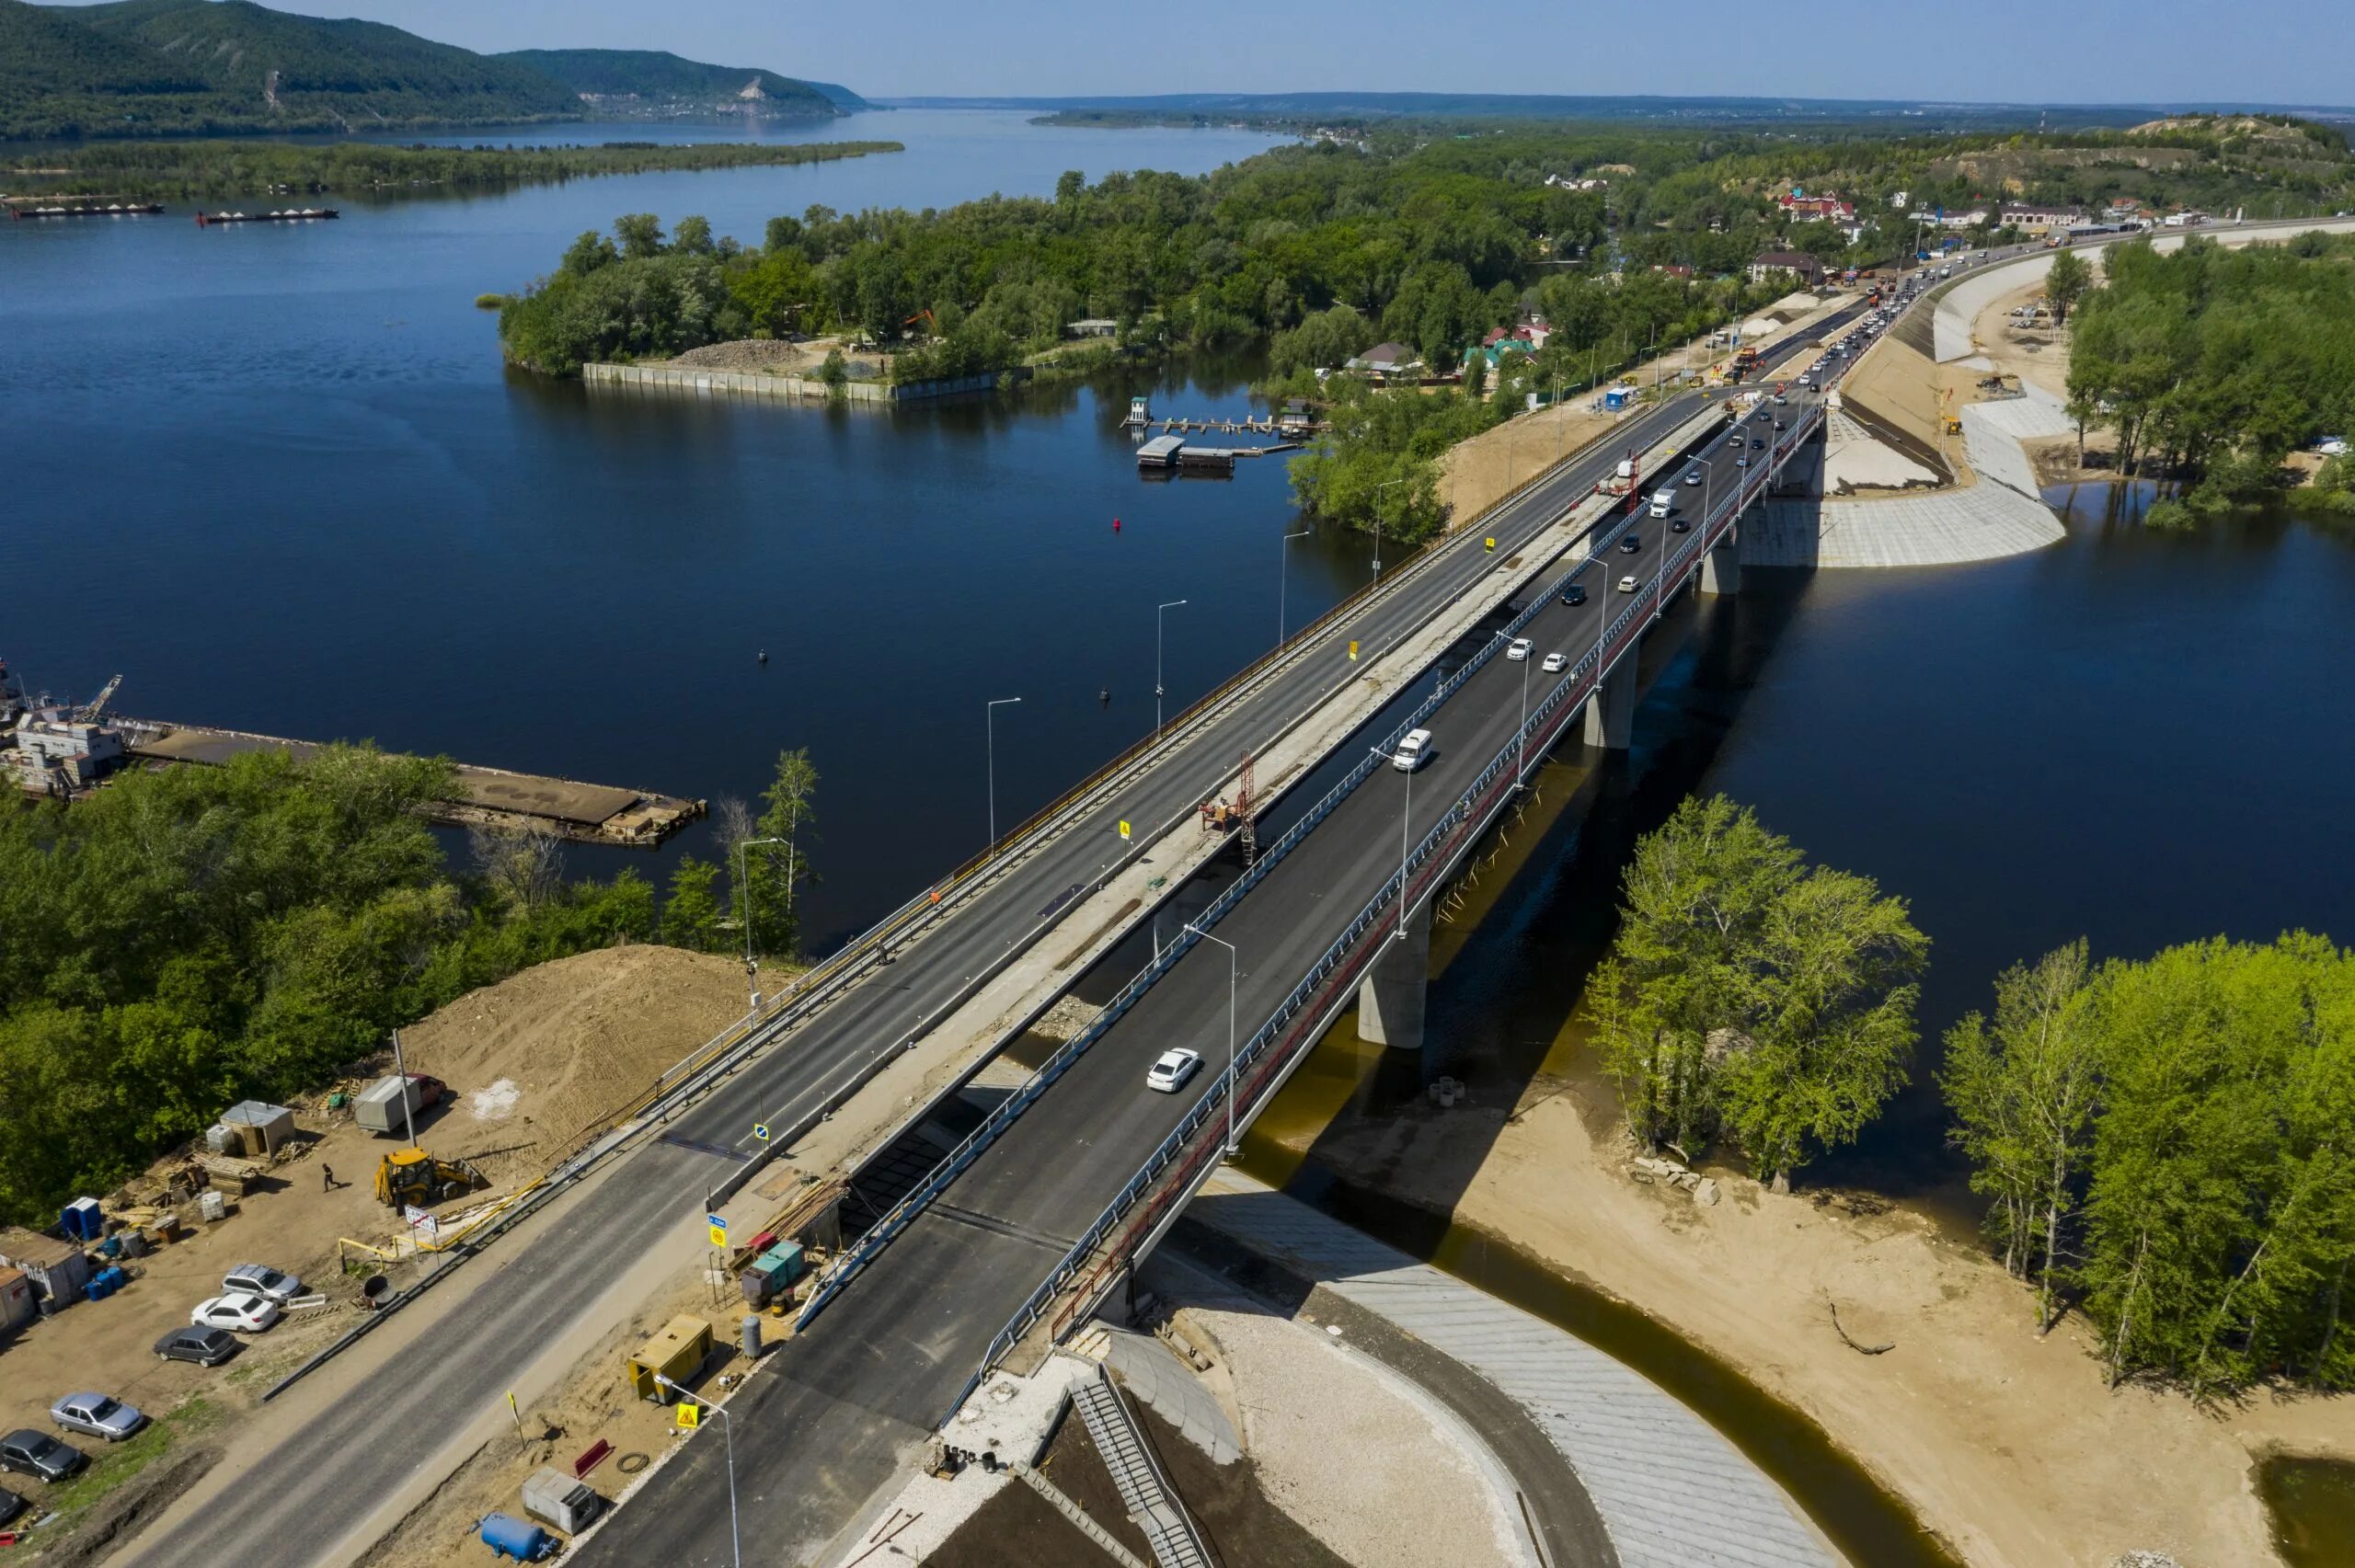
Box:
[1588, 795, 2353, 1393]
[2064, 233, 2355, 521]
[0, 744, 821, 1226]
[8, 137, 901, 200]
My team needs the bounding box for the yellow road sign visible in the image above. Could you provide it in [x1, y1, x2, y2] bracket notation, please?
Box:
[1118, 819, 1132, 841]
[676, 1402, 701, 1431]
[707, 1224, 729, 1248]
[1485, 536, 1497, 551]
[1348, 640, 1359, 661]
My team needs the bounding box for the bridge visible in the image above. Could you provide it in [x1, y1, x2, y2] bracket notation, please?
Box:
[136, 301, 1866, 1568]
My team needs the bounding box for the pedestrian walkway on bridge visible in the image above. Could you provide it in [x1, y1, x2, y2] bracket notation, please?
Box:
[1189, 1173, 1844, 1568]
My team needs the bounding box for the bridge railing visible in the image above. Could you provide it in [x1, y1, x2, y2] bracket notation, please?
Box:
[949, 400, 1825, 1401]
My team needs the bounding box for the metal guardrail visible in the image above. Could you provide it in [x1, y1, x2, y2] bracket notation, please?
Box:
[795, 406, 1740, 1330]
[947, 400, 1826, 1402]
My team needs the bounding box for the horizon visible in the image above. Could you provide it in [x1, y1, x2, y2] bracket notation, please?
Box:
[31, 0, 2355, 111]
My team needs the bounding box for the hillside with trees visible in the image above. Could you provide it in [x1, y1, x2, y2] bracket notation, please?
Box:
[494, 49, 841, 120]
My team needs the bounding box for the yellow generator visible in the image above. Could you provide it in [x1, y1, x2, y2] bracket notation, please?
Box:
[373, 1148, 484, 1208]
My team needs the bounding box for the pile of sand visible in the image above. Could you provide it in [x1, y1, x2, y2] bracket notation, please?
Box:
[395, 944, 749, 1159]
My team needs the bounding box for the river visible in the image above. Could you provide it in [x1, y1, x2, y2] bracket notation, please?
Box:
[9, 109, 2352, 1558]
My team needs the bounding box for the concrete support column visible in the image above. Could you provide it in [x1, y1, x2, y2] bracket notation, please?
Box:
[1356, 898, 1432, 1052]
[1701, 521, 1742, 596]
[1583, 658, 1637, 750]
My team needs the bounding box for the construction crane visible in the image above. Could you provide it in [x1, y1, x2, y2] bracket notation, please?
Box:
[902, 308, 937, 340]
[76, 674, 121, 724]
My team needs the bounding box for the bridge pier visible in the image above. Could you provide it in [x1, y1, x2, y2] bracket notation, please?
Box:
[1583, 659, 1637, 750]
[1356, 898, 1432, 1051]
[1702, 521, 1742, 596]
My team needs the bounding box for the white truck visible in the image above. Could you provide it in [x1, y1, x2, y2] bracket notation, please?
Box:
[1648, 486, 1677, 519]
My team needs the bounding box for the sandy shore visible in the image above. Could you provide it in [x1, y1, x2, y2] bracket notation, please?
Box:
[1271, 1074, 2354, 1568]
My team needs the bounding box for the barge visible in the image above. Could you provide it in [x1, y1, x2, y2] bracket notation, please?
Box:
[6, 200, 166, 220]
[194, 208, 339, 226]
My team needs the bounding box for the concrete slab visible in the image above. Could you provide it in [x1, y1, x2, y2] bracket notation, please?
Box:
[1189, 1173, 1842, 1568]
[1099, 1324, 1242, 1465]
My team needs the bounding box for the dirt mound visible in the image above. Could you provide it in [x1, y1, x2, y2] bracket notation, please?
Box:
[395, 944, 748, 1160]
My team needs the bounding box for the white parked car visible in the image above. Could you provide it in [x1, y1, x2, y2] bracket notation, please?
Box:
[222, 1264, 304, 1305]
[49, 1393, 146, 1443]
[191, 1293, 281, 1334]
[1541, 652, 1568, 673]
[1146, 1048, 1203, 1093]
[1505, 636, 1533, 661]
[1617, 575, 1639, 593]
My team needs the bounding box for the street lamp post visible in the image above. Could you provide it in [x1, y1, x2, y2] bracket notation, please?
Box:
[1183, 922, 1241, 1157]
[653, 1375, 738, 1568]
[1373, 478, 1409, 582]
[1515, 631, 1532, 789]
[1155, 600, 1188, 740]
[734, 835, 788, 1011]
[1369, 745, 1415, 944]
[985, 697, 1021, 853]
[1277, 528, 1310, 646]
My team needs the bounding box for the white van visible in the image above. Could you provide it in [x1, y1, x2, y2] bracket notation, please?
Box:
[1391, 728, 1432, 773]
[1648, 487, 1677, 519]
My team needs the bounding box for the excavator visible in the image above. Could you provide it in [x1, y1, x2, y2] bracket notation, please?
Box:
[373, 1148, 485, 1209]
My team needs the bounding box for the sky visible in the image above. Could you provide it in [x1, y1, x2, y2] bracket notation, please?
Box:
[45, 0, 2355, 109]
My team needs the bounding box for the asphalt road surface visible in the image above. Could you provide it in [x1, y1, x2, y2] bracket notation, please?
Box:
[144, 303, 1865, 1568]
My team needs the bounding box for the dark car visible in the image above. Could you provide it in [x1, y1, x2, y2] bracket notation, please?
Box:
[1671, 517, 1692, 532]
[1752, 437, 1764, 449]
[1774, 419, 1786, 431]
[155, 1325, 242, 1368]
[0, 1429, 86, 1484]
[1618, 533, 1641, 554]
[1561, 583, 1588, 607]
[0, 1487, 25, 1528]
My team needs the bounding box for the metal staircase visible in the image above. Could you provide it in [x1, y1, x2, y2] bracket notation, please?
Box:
[1070, 1367, 1212, 1568]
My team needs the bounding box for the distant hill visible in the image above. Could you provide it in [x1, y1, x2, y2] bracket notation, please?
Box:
[1, 0, 577, 137]
[495, 49, 841, 119]
[0, 1, 867, 141]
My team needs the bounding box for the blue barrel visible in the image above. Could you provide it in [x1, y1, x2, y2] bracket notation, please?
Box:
[477, 1513, 552, 1562]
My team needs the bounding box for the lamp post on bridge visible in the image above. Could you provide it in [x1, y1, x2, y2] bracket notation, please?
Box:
[734, 835, 789, 1012]
[1155, 600, 1188, 741]
[1182, 922, 1241, 1158]
[1277, 528, 1310, 647]
[985, 697, 1021, 857]
[1369, 745, 1416, 946]
[653, 1374, 739, 1568]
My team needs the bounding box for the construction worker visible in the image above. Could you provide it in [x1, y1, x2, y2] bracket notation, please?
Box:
[321, 1164, 340, 1192]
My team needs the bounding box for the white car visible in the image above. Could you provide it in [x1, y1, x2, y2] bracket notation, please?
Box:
[1146, 1048, 1203, 1093]
[222, 1264, 303, 1305]
[1505, 636, 1533, 661]
[1682, 471, 1701, 486]
[1541, 652, 1568, 673]
[1617, 575, 1639, 593]
[191, 1293, 281, 1334]
[1391, 727, 1432, 772]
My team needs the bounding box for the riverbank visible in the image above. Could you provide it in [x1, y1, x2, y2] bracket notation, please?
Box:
[1263, 1063, 2355, 1567]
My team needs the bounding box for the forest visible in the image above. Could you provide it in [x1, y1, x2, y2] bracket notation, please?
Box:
[8, 136, 900, 200]
[0, 747, 817, 1226]
[1588, 795, 2355, 1394]
[2063, 232, 2355, 521]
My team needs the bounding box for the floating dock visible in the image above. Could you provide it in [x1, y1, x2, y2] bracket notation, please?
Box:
[116, 720, 705, 848]
[194, 208, 339, 226]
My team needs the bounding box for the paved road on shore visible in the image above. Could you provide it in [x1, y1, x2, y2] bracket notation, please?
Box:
[142, 303, 1862, 1568]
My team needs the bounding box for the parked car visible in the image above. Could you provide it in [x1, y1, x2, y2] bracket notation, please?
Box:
[221, 1264, 304, 1306]
[0, 1486, 25, 1528]
[155, 1326, 243, 1368]
[191, 1293, 280, 1334]
[1541, 652, 1568, 673]
[1146, 1048, 1202, 1093]
[49, 1393, 146, 1443]
[1560, 582, 1588, 607]
[1505, 636, 1533, 661]
[1617, 575, 1639, 593]
[0, 1429, 86, 1484]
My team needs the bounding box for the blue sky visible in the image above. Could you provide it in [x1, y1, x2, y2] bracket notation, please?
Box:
[49, 0, 2354, 107]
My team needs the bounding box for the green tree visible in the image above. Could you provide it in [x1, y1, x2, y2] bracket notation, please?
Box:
[661, 856, 725, 954]
[613, 212, 665, 259]
[1941, 941, 2102, 1327]
[2043, 247, 2093, 325]
[742, 749, 819, 959]
[671, 214, 714, 256]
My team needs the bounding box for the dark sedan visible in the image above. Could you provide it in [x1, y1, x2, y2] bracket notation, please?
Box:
[1561, 583, 1588, 607]
[155, 1325, 242, 1368]
[0, 1429, 86, 1484]
[1617, 534, 1641, 554]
